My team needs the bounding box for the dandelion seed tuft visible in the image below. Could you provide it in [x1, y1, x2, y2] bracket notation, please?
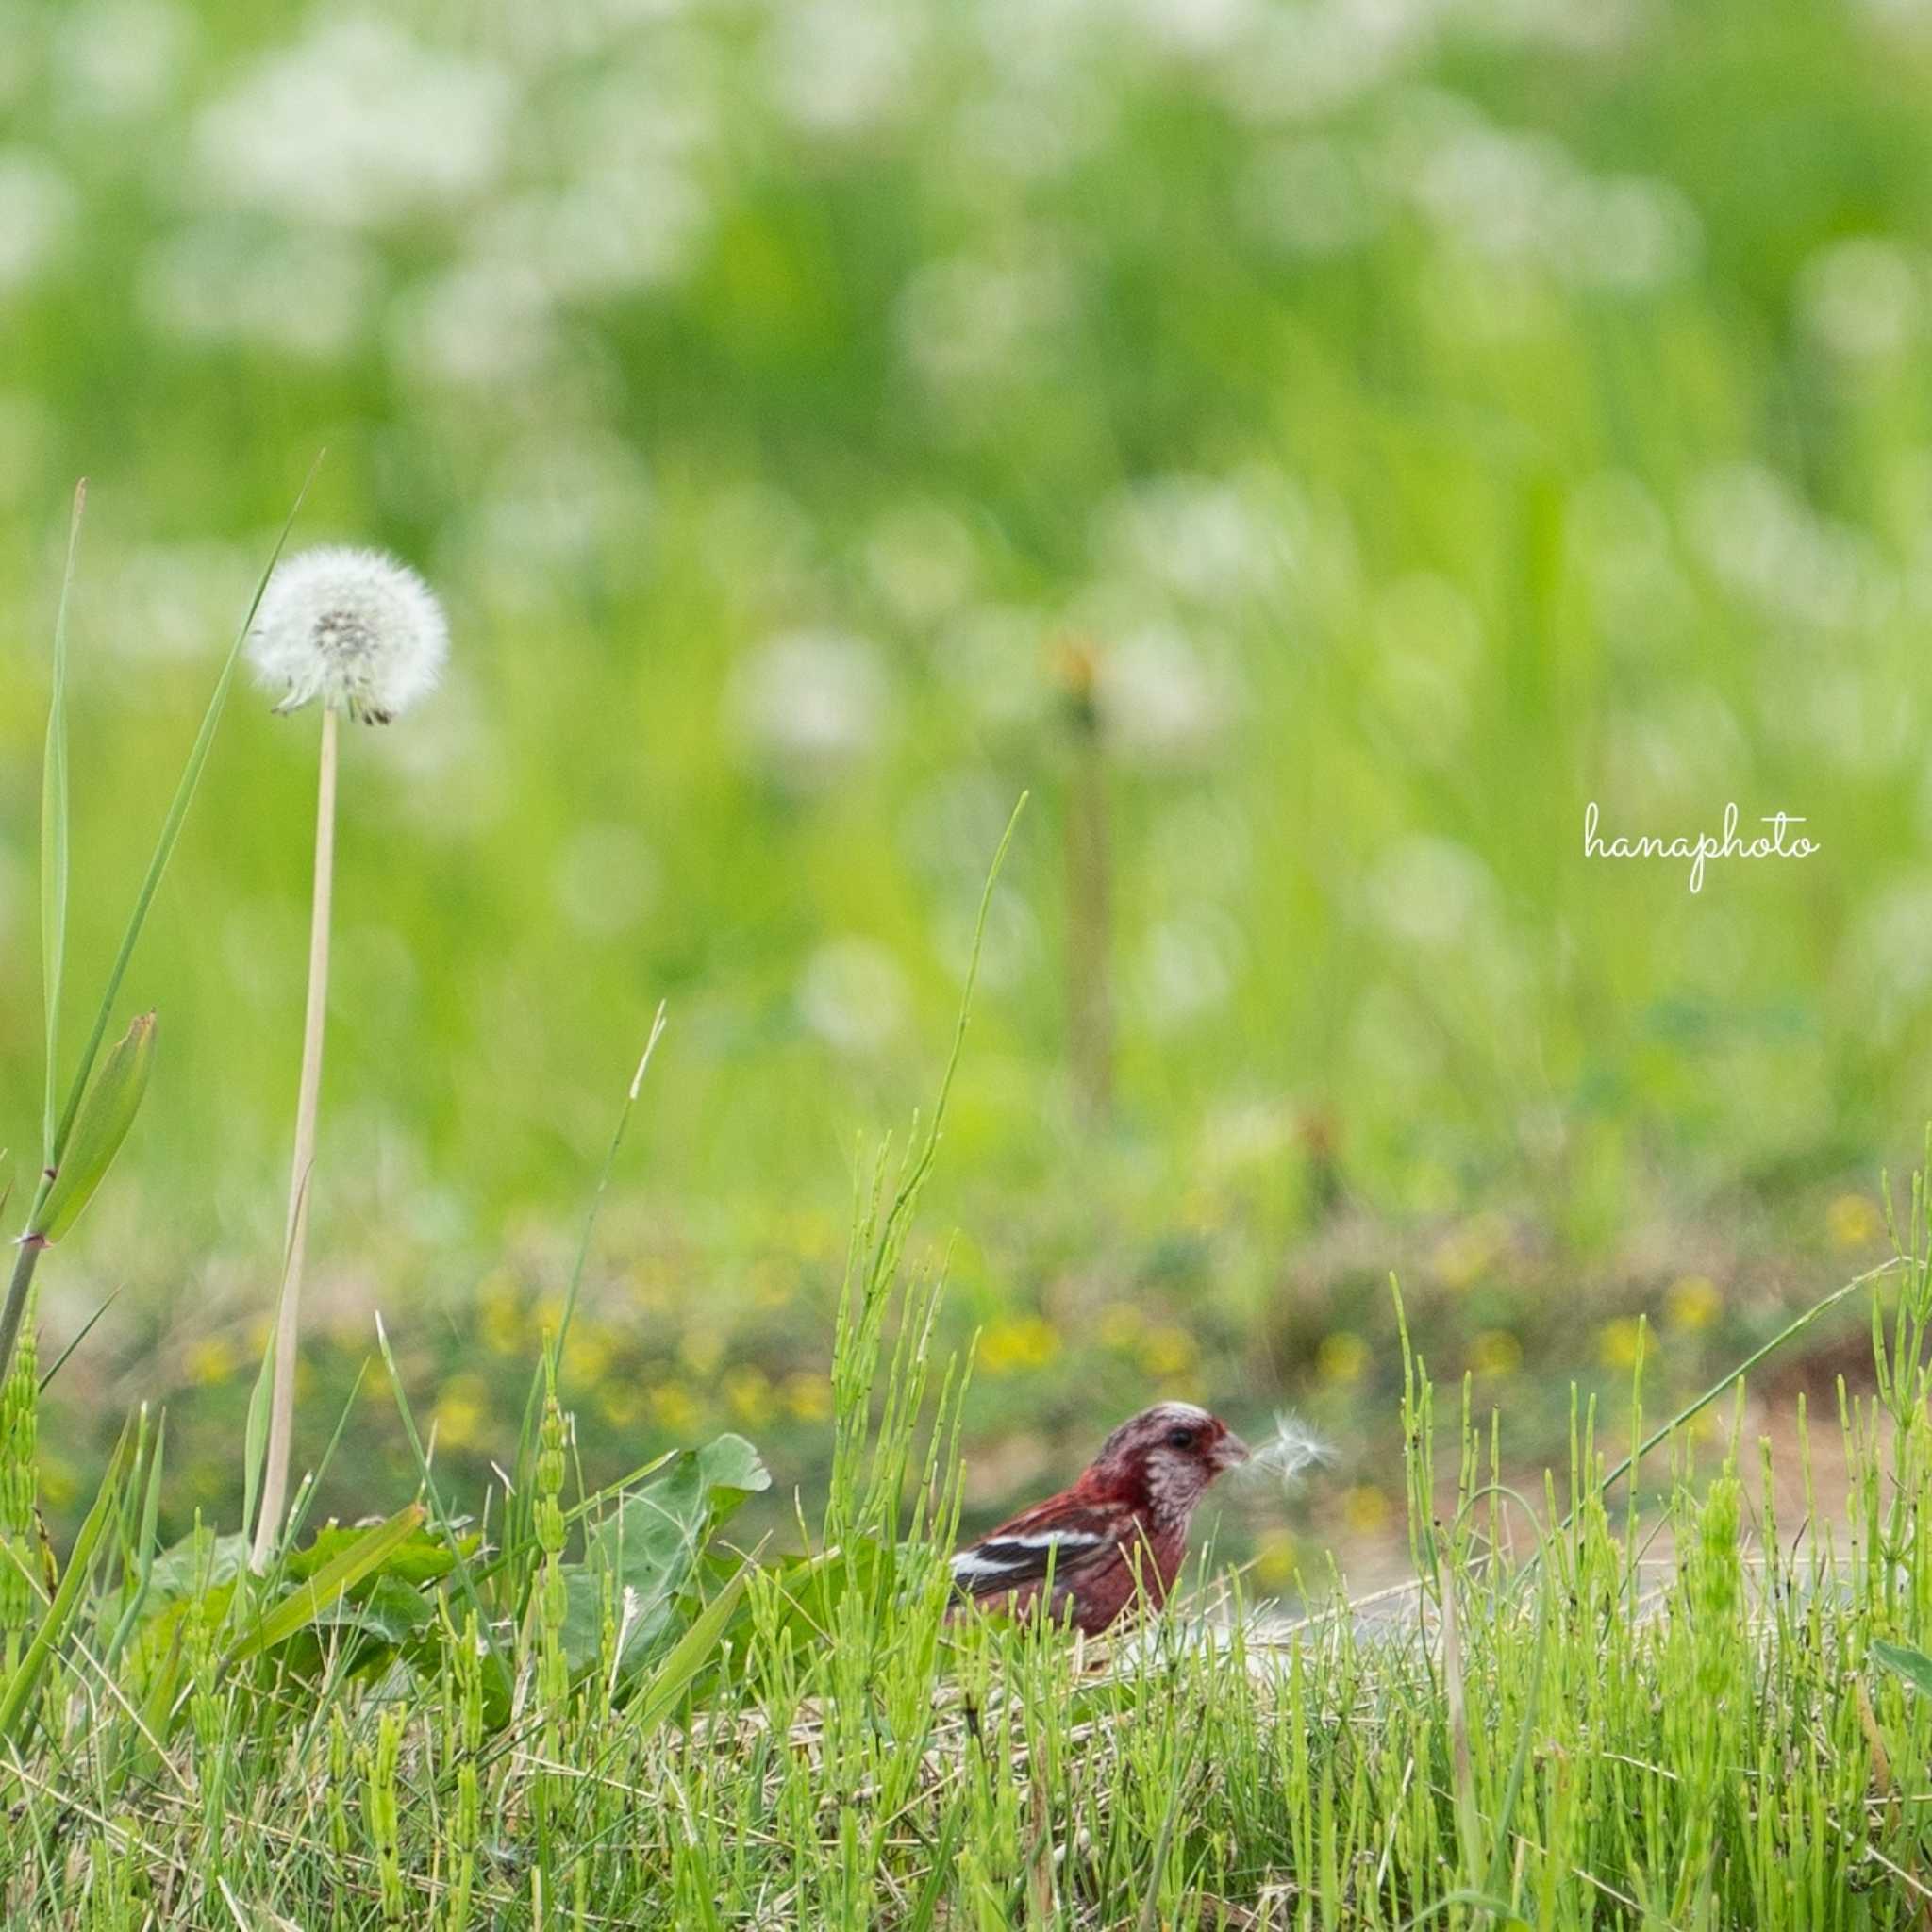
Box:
[247, 544, 447, 724]
[1242, 1411, 1333, 1487]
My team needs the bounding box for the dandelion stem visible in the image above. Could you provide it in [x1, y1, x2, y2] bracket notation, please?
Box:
[252, 703, 339, 1570]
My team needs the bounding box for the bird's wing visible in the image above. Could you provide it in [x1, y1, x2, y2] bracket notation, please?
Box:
[950, 1504, 1129, 1597]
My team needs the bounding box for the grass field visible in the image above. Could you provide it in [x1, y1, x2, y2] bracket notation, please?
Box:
[3, 1062, 1931, 1924]
[6, 0, 1932, 1918]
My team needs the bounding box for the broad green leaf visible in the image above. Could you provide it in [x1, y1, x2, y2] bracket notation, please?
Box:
[285, 1520, 469, 1587]
[0, 1416, 133, 1744]
[1874, 1639, 1932, 1697]
[29, 1012, 156, 1243]
[559, 1435, 770, 1678]
[144, 1530, 250, 1604]
[225, 1505, 425, 1665]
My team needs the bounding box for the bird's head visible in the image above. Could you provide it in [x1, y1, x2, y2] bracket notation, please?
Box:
[1088, 1402, 1250, 1523]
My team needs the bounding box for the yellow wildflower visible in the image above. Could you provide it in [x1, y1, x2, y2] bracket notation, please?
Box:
[784, 1373, 833, 1422]
[724, 1367, 774, 1427]
[1430, 1214, 1508, 1291]
[1317, 1331, 1370, 1386]
[651, 1383, 701, 1436]
[433, 1374, 491, 1453]
[1137, 1324, 1197, 1378]
[1342, 1486, 1391, 1535]
[1664, 1274, 1723, 1334]
[564, 1321, 617, 1385]
[1827, 1193, 1881, 1248]
[1596, 1318, 1647, 1372]
[185, 1336, 239, 1387]
[1253, 1528, 1299, 1591]
[1468, 1330, 1522, 1378]
[979, 1317, 1060, 1375]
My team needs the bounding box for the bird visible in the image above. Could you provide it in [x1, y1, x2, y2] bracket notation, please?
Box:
[949, 1402, 1251, 1636]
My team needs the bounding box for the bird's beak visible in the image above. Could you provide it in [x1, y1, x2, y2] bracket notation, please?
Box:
[1213, 1430, 1251, 1472]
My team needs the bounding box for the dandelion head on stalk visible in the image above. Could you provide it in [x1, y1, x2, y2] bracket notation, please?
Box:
[247, 544, 447, 724]
[1239, 1411, 1333, 1488]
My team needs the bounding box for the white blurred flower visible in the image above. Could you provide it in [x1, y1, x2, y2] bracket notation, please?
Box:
[389, 258, 556, 387]
[1797, 237, 1921, 361]
[1128, 0, 1258, 56]
[863, 502, 979, 626]
[899, 768, 1016, 881]
[139, 222, 378, 360]
[1094, 625, 1237, 766]
[1221, 0, 1419, 124]
[766, 0, 924, 137]
[460, 428, 654, 577]
[952, 78, 1114, 183]
[1399, 99, 1698, 292]
[797, 938, 911, 1054]
[1093, 471, 1301, 608]
[248, 546, 448, 724]
[1688, 462, 1893, 633]
[934, 603, 1051, 733]
[554, 824, 659, 938]
[728, 629, 892, 786]
[1135, 913, 1242, 1031]
[1241, 137, 1382, 257]
[53, 0, 192, 121]
[471, 167, 708, 301]
[0, 150, 76, 297]
[1364, 836, 1496, 946]
[929, 885, 1039, 991]
[1839, 877, 1932, 1045]
[193, 19, 512, 228]
[98, 540, 255, 662]
[897, 251, 1073, 389]
[1550, 175, 1700, 291]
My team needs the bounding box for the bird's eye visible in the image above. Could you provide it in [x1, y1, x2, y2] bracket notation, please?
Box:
[1164, 1426, 1197, 1450]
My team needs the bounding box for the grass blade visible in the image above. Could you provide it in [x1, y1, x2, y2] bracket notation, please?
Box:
[46, 453, 321, 1174]
[622, 1558, 753, 1742]
[41, 480, 84, 1161]
[28, 1012, 156, 1243]
[0, 1414, 134, 1746]
[223, 1503, 425, 1664]
[37, 1285, 120, 1392]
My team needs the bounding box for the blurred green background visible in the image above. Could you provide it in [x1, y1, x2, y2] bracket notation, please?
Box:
[2, 0, 1927, 1573]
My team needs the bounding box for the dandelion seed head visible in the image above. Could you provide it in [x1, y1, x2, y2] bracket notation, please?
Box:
[248, 545, 448, 725]
[1241, 1412, 1333, 1487]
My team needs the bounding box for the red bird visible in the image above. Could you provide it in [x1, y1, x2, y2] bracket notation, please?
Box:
[950, 1403, 1251, 1636]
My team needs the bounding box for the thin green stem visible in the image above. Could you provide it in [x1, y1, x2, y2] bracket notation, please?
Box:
[251, 703, 340, 1571]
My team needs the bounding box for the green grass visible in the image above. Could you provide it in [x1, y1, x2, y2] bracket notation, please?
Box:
[2, 1136, 1929, 1927]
